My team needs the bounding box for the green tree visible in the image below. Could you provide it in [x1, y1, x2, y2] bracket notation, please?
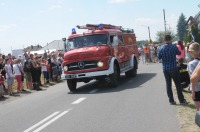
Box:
[177, 13, 187, 41]
[155, 30, 176, 42]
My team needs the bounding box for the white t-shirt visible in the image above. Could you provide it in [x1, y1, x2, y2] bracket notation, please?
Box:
[187, 59, 200, 91]
[5, 64, 14, 78]
[13, 64, 21, 75]
[41, 65, 47, 72]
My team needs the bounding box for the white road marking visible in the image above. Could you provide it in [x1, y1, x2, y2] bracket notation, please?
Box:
[23, 111, 60, 132]
[71, 97, 86, 104]
[33, 109, 71, 132]
[89, 89, 99, 94]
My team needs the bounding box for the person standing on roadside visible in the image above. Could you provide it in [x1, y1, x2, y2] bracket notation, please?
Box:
[158, 35, 188, 105]
[4, 59, 15, 96]
[13, 59, 23, 92]
[187, 42, 200, 110]
[30, 54, 42, 91]
[41, 57, 49, 84]
[185, 43, 191, 63]
[23, 55, 33, 90]
[143, 44, 150, 64]
[176, 40, 185, 61]
[47, 54, 52, 81]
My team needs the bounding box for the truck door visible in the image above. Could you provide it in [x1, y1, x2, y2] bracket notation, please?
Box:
[118, 35, 126, 62]
[110, 34, 125, 63]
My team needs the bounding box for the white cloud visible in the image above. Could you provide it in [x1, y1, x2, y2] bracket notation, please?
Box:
[107, 0, 139, 4]
[49, 5, 62, 10]
[0, 24, 16, 32]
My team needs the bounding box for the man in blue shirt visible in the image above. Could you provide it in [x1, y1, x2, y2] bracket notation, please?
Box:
[158, 35, 187, 105]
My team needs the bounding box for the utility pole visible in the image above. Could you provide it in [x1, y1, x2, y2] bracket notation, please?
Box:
[163, 9, 167, 34]
[148, 26, 151, 41]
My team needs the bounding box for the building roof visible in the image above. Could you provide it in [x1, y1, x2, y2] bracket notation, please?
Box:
[24, 45, 42, 51]
[40, 40, 65, 51]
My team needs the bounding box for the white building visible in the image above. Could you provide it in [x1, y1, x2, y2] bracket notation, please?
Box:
[40, 40, 65, 51]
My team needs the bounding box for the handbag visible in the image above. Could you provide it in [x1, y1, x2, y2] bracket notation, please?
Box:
[195, 111, 200, 127]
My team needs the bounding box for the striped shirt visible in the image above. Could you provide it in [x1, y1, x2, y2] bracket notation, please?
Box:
[158, 43, 180, 71]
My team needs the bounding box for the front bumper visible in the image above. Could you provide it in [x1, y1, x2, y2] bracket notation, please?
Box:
[65, 67, 114, 79]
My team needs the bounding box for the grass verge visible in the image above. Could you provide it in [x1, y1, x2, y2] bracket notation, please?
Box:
[173, 87, 199, 132]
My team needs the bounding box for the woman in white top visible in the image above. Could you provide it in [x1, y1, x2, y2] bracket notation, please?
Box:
[13, 59, 23, 92]
[185, 43, 191, 63]
[4, 58, 14, 95]
[41, 57, 49, 83]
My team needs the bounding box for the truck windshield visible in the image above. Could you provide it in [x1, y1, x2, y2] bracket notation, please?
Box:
[67, 34, 108, 50]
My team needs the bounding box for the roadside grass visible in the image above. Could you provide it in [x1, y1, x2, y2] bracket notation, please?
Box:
[173, 87, 200, 132]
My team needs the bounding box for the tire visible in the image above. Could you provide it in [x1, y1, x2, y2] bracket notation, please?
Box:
[67, 79, 77, 92]
[109, 64, 120, 87]
[125, 58, 137, 78]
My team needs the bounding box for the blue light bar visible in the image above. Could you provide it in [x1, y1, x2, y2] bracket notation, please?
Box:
[72, 28, 76, 34]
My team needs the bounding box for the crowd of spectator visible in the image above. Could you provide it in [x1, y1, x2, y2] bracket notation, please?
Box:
[137, 36, 200, 111]
[0, 51, 64, 99]
[138, 44, 161, 64]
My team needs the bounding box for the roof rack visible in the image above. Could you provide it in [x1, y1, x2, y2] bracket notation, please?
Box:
[76, 24, 134, 33]
[121, 28, 134, 33]
[76, 24, 122, 30]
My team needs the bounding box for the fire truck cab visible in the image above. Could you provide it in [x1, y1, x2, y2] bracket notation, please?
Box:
[62, 24, 139, 92]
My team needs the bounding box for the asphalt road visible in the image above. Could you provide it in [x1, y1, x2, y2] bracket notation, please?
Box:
[0, 63, 181, 132]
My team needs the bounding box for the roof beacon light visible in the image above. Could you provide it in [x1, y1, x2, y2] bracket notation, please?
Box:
[98, 24, 103, 29]
[72, 28, 76, 34]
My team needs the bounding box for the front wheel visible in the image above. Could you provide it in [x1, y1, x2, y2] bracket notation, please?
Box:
[67, 79, 77, 92]
[109, 64, 120, 87]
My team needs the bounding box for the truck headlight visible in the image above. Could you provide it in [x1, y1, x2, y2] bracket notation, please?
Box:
[63, 66, 68, 71]
[97, 61, 104, 67]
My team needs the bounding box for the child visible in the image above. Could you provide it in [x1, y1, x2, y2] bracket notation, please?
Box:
[187, 42, 200, 110]
[177, 58, 190, 89]
[0, 74, 5, 98]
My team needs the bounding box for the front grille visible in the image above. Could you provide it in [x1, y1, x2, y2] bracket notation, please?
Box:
[67, 60, 98, 71]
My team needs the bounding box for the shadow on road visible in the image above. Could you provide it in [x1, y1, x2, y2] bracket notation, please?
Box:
[70, 73, 157, 94]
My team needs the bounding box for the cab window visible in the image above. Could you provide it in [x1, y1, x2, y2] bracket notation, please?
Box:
[110, 35, 118, 46]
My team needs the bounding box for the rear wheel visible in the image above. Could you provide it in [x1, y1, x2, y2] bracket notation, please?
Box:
[125, 59, 137, 78]
[110, 64, 120, 87]
[67, 79, 77, 92]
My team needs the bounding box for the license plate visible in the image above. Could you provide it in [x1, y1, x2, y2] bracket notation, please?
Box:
[65, 74, 77, 79]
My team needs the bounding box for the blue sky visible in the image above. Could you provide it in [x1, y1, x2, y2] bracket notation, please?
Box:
[0, 0, 199, 54]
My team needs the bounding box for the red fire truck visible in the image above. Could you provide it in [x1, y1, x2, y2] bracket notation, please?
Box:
[62, 24, 139, 91]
